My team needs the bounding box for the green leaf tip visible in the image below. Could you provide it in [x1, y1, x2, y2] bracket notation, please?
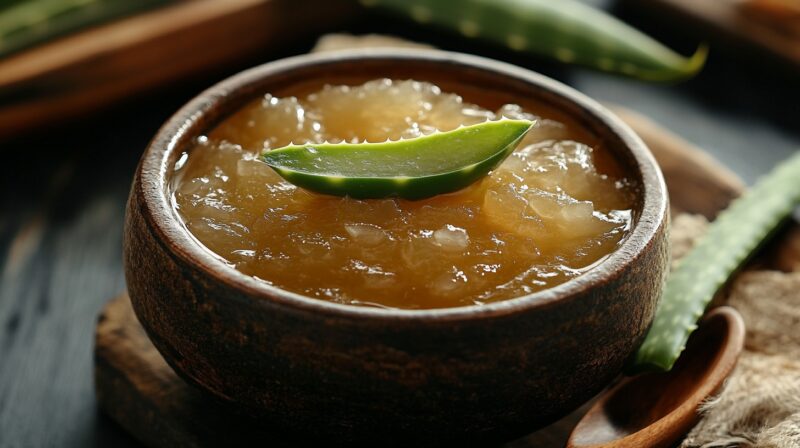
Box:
[685, 44, 710, 76]
[261, 119, 534, 200]
[631, 152, 800, 373]
[636, 43, 709, 83]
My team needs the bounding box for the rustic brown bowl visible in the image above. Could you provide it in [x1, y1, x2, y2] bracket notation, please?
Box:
[124, 49, 669, 445]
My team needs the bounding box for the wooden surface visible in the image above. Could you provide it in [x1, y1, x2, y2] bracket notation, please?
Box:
[618, 0, 800, 74]
[608, 106, 744, 218]
[0, 0, 360, 139]
[94, 108, 745, 448]
[2, 2, 799, 446]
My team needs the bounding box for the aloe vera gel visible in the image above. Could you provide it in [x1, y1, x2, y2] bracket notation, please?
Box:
[172, 79, 636, 309]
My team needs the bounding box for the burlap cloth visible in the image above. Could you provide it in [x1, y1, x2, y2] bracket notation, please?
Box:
[667, 215, 800, 448]
[312, 34, 800, 447]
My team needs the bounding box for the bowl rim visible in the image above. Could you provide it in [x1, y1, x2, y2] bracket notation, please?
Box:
[136, 48, 667, 322]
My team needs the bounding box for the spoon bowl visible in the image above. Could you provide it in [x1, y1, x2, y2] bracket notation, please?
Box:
[567, 306, 745, 448]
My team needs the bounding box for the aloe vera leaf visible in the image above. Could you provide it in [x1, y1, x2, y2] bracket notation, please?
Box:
[359, 0, 707, 82]
[632, 152, 800, 372]
[261, 119, 533, 200]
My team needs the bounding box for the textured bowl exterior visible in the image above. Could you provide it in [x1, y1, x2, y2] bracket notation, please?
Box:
[124, 50, 669, 444]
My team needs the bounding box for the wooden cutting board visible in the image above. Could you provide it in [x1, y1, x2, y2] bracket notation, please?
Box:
[0, 0, 361, 140]
[94, 107, 753, 448]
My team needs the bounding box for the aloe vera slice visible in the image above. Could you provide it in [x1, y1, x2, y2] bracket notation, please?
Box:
[261, 119, 533, 199]
[632, 152, 800, 372]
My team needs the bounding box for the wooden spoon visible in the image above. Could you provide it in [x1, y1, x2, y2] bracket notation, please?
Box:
[567, 306, 745, 448]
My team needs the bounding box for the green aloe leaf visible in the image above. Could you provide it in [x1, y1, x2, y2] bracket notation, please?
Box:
[261, 119, 533, 200]
[632, 152, 800, 372]
[360, 0, 707, 82]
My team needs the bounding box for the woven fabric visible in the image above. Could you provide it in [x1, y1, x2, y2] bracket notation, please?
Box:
[673, 216, 800, 448]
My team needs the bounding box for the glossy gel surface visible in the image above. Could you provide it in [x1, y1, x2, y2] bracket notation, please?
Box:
[173, 79, 637, 309]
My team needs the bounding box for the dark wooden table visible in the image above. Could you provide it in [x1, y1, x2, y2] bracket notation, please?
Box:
[1, 2, 798, 446]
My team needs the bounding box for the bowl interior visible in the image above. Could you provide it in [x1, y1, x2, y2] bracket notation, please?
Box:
[146, 49, 665, 318]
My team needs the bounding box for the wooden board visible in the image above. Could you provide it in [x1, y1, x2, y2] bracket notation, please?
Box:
[0, 0, 361, 140]
[93, 108, 750, 447]
[619, 0, 800, 73]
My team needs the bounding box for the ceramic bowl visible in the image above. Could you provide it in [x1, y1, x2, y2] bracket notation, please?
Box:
[124, 49, 669, 444]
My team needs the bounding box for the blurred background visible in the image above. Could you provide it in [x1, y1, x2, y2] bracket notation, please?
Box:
[0, 0, 798, 446]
